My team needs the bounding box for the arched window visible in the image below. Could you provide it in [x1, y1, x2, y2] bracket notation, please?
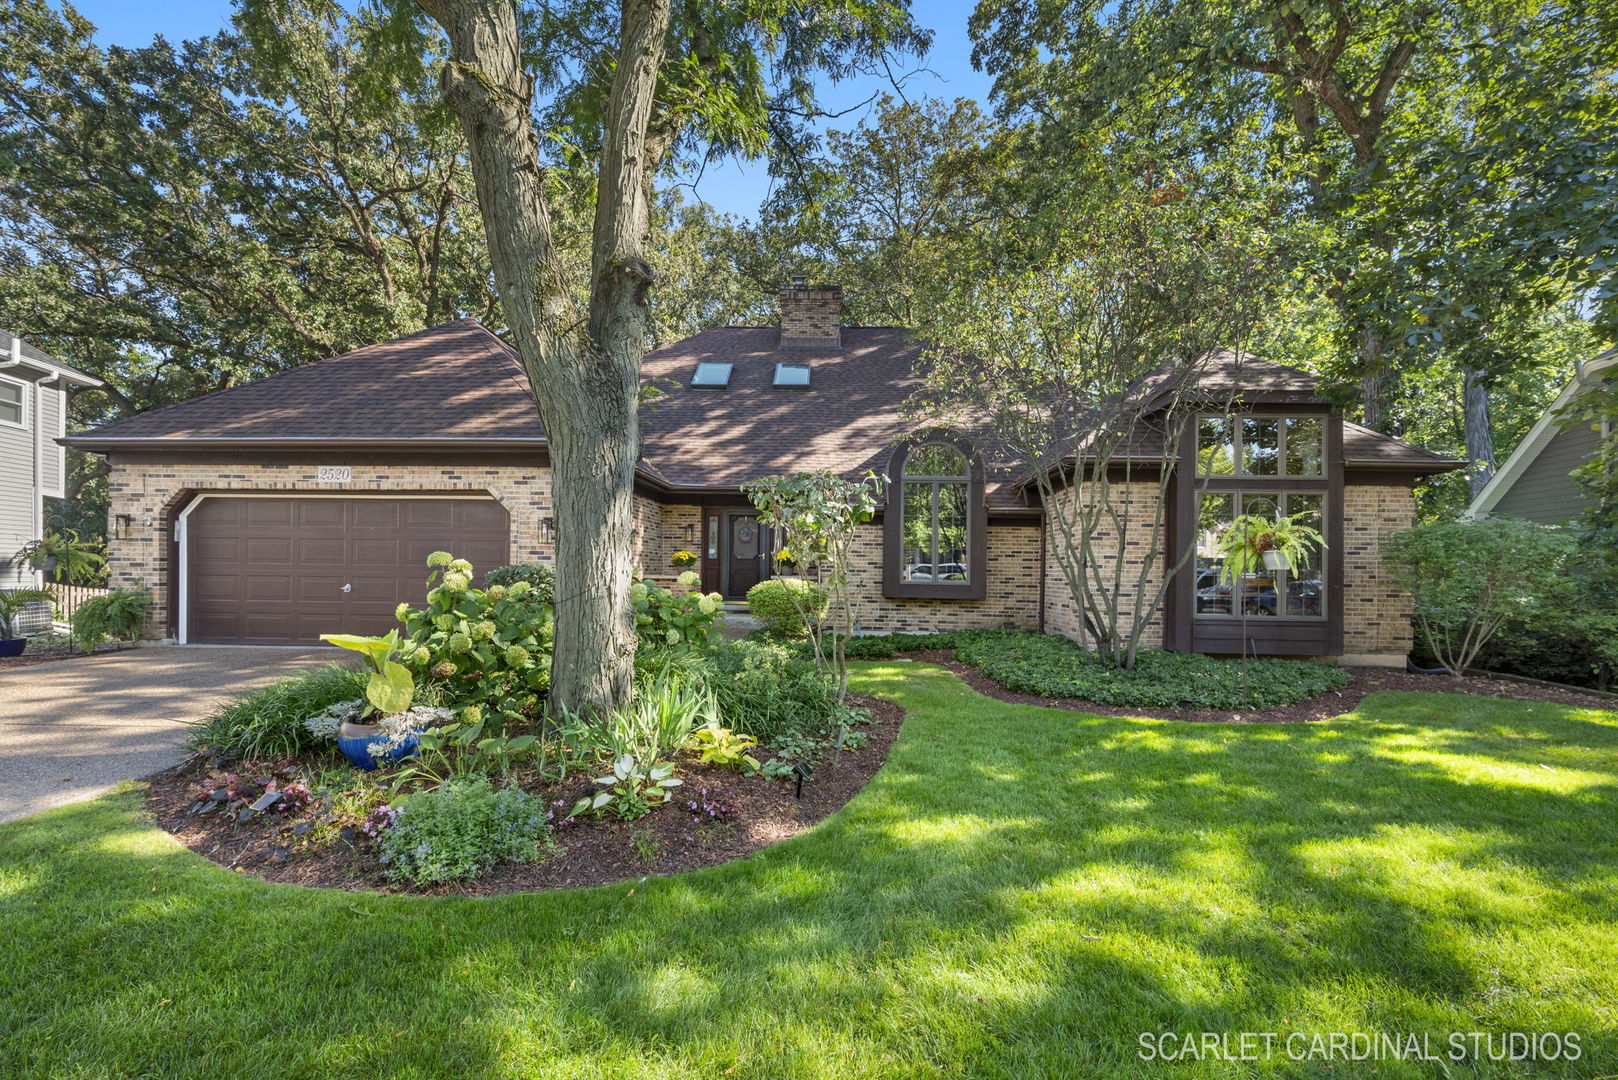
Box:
[883, 436, 986, 599]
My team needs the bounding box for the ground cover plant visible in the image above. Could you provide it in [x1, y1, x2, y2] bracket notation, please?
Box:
[378, 777, 553, 886]
[1, 664, 1614, 1078]
[834, 628, 1350, 709]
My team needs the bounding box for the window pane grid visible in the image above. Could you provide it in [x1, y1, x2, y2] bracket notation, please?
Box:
[0, 379, 23, 427]
[1194, 489, 1326, 620]
[899, 443, 971, 584]
[1198, 413, 1323, 478]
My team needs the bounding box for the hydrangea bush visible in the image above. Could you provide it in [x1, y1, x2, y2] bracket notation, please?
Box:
[397, 552, 554, 724]
[632, 571, 724, 648]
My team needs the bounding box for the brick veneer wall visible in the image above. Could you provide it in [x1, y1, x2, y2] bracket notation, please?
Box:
[1341, 485, 1416, 657]
[840, 523, 1041, 633]
[105, 460, 553, 638]
[105, 458, 1419, 654]
[1040, 481, 1168, 648]
[630, 496, 701, 588]
[1037, 481, 1417, 659]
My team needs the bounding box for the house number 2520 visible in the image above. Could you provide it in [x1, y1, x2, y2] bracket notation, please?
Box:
[317, 466, 353, 483]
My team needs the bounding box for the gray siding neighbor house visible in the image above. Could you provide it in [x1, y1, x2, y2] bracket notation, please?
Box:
[1470, 348, 1617, 524]
[0, 331, 101, 624]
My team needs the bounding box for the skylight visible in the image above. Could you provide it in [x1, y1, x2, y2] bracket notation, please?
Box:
[691, 362, 733, 388]
[774, 362, 811, 387]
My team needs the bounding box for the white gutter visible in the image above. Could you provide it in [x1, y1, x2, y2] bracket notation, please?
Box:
[1, 333, 101, 386]
[31, 379, 42, 584]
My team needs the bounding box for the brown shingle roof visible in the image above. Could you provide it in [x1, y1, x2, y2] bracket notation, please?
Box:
[72, 319, 540, 443]
[68, 319, 1459, 490]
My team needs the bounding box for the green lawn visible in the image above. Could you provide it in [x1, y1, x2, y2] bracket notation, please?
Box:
[3, 663, 1616, 1079]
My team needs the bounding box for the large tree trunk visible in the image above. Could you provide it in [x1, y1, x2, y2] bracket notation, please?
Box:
[1357, 322, 1400, 434]
[1463, 365, 1495, 497]
[415, 0, 670, 716]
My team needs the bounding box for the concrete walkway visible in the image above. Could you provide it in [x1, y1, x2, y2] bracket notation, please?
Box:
[0, 645, 340, 823]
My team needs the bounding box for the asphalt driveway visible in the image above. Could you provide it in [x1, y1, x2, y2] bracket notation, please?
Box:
[0, 645, 342, 823]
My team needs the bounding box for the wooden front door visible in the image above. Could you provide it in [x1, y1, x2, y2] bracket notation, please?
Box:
[723, 512, 772, 599]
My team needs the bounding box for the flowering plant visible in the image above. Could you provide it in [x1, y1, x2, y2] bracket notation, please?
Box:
[631, 572, 724, 647]
[396, 552, 553, 724]
[670, 550, 698, 567]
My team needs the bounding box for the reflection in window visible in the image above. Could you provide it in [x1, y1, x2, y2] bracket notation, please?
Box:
[1198, 417, 1235, 475]
[1195, 491, 1325, 618]
[1241, 417, 1280, 475]
[899, 443, 970, 583]
[1285, 418, 1323, 476]
[1197, 413, 1327, 477]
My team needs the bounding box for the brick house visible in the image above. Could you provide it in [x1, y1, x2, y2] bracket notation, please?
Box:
[65, 283, 1460, 664]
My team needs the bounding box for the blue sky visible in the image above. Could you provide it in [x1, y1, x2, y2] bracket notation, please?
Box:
[67, 0, 996, 221]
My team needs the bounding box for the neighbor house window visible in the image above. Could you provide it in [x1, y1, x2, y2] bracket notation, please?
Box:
[0, 376, 23, 427]
[1194, 491, 1325, 618]
[883, 436, 986, 599]
[1198, 415, 1323, 477]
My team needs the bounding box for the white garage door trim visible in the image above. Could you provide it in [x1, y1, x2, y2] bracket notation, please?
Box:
[175, 492, 501, 644]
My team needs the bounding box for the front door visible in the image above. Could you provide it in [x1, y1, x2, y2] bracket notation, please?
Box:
[724, 512, 772, 599]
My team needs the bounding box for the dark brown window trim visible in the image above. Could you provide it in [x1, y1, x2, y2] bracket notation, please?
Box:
[1165, 413, 1345, 655]
[882, 433, 987, 600]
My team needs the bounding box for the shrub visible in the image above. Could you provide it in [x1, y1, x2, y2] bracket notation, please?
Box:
[484, 563, 555, 606]
[378, 776, 552, 885]
[706, 637, 843, 742]
[70, 586, 151, 652]
[189, 664, 369, 759]
[398, 553, 553, 722]
[746, 577, 828, 638]
[633, 573, 724, 648]
[1416, 529, 1618, 689]
[1383, 517, 1575, 677]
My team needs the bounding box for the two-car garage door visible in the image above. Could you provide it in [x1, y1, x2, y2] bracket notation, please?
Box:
[183, 497, 510, 645]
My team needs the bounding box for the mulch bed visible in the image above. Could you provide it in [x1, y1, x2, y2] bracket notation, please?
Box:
[143, 694, 903, 896]
[900, 649, 1618, 724]
[0, 641, 135, 669]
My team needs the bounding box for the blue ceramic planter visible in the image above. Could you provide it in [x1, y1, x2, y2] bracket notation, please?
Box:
[336, 721, 419, 771]
[0, 639, 25, 658]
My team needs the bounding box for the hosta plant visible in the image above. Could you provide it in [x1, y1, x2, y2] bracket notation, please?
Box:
[690, 725, 761, 773]
[319, 631, 415, 716]
[573, 753, 683, 821]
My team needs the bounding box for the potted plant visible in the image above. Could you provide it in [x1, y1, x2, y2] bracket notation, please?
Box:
[1215, 512, 1325, 582]
[0, 588, 54, 657]
[318, 630, 421, 769]
[670, 550, 698, 569]
[12, 531, 106, 584]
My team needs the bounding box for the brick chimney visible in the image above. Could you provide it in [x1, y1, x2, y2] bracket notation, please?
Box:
[779, 277, 842, 348]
